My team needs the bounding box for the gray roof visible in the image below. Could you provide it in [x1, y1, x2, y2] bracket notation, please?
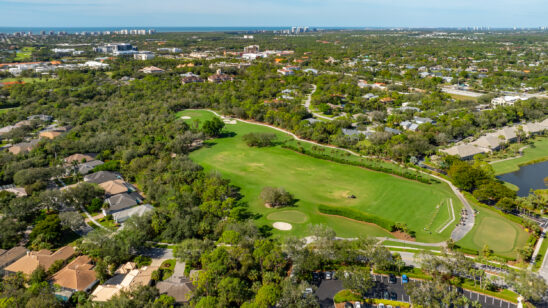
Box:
[306, 118, 322, 124]
[106, 192, 142, 213]
[84, 171, 122, 184]
[0, 246, 27, 269]
[384, 127, 401, 135]
[78, 160, 104, 175]
[156, 277, 195, 303]
[112, 204, 154, 223]
[103, 274, 127, 285]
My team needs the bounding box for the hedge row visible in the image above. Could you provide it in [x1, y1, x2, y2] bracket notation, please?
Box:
[318, 204, 395, 231]
[282, 144, 432, 184]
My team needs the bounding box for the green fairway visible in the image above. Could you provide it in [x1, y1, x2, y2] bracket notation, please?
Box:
[14, 47, 35, 61]
[491, 137, 548, 175]
[180, 109, 465, 242]
[456, 196, 529, 258]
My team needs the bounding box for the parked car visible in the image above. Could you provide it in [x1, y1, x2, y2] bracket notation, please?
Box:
[344, 302, 353, 308]
[389, 274, 397, 284]
[401, 274, 409, 284]
[312, 272, 320, 281]
[383, 291, 390, 300]
[325, 271, 332, 280]
[390, 292, 397, 300]
[378, 304, 385, 308]
[355, 302, 362, 308]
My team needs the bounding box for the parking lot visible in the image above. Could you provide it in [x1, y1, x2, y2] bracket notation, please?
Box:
[314, 273, 518, 308]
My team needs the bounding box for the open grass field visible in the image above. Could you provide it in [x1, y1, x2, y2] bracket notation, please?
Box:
[448, 93, 479, 102]
[178, 109, 465, 242]
[456, 196, 529, 258]
[0, 77, 47, 84]
[491, 136, 548, 175]
[14, 47, 35, 61]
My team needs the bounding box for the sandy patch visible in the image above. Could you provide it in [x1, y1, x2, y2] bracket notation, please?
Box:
[273, 222, 293, 231]
[180, 116, 192, 120]
[223, 119, 237, 124]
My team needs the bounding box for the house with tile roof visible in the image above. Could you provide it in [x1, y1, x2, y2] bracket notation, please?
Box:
[156, 276, 196, 304]
[65, 153, 97, 164]
[39, 131, 63, 140]
[4, 246, 75, 276]
[99, 180, 136, 197]
[91, 262, 158, 302]
[51, 256, 98, 292]
[0, 246, 27, 276]
[112, 204, 154, 223]
[84, 171, 122, 184]
[103, 192, 143, 215]
[77, 160, 104, 175]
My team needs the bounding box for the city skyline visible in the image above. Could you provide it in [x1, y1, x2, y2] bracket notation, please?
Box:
[0, 0, 546, 28]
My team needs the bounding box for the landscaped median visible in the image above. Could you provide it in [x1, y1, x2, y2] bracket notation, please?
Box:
[333, 289, 410, 307]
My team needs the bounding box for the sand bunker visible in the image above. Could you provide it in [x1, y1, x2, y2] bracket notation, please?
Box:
[181, 116, 192, 120]
[273, 222, 292, 231]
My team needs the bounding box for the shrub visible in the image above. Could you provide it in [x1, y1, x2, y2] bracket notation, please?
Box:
[134, 255, 152, 268]
[260, 187, 294, 207]
[333, 289, 361, 303]
[242, 132, 276, 147]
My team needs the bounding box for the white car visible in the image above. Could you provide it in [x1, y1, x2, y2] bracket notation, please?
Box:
[378, 304, 385, 308]
[354, 302, 362, 308]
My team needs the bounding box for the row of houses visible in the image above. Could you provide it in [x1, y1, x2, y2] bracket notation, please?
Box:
[180, 70, 235, 84]
[440, 119, 548, 160]
[1, 246, 194, 304]
[0, 115, 71, 155]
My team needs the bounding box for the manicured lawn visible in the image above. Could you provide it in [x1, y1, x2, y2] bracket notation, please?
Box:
[533, 235, 548, 271]
[456, 197, 529, 258]
[0, 107, 19, 114]
[14, 47, 35, 61]
[491, 136, 548, 175]
[180, 109, 464, 242]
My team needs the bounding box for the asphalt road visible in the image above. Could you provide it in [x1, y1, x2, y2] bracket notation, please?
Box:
[315, 274, 518, 308]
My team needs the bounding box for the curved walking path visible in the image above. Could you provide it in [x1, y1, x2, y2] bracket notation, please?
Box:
[303, 85, 345, 121]
[191, 106, 475, 244]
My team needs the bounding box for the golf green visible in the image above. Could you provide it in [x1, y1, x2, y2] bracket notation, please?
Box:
[181, 110, 463, 242]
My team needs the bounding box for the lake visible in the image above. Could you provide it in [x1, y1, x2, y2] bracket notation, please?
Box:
[497, 160, 548, 197]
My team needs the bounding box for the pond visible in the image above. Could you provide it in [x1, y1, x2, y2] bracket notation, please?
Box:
[497, 160, 548, 197]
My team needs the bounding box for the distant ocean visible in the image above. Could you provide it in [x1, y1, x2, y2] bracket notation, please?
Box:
[0, 26, 341, 34]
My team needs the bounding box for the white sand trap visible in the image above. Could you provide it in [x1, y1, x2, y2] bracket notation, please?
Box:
[181, 116, 191, 119]
[273, 222, 292, 231]
[223, 119, 237, 124]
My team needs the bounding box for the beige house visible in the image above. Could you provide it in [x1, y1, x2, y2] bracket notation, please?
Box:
[91, 262, 158, 302]
[4, 246, 75, 276]
[51, 256, 98, 292]
[99, 180, 134, 196]
[39, 131, 62, 139]
[64, 153, 97, 164]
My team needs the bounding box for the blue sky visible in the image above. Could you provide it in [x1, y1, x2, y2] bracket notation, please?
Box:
[0, 0, 546, 28]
